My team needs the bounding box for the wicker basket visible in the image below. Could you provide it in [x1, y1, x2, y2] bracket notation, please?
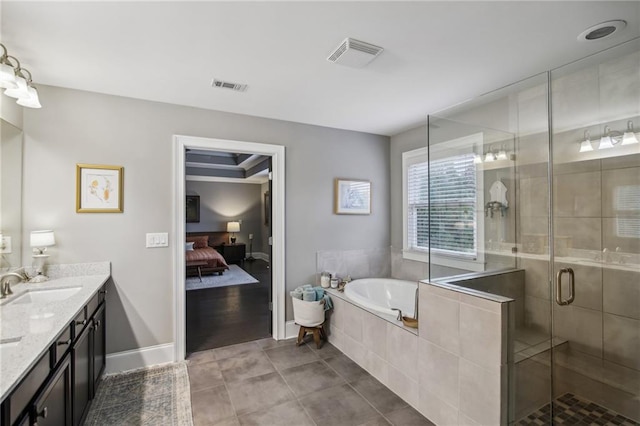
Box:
[292, 297, 325, 327]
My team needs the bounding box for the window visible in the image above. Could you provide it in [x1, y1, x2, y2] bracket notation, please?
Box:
[402, 138, 484, 270]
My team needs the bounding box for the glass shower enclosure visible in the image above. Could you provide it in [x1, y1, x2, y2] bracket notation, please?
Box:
[426, 38, 640, 423]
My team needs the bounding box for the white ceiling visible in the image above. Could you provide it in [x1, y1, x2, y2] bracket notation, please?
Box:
[2, 1, 639, 136]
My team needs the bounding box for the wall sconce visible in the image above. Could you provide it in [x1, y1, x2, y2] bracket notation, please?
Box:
[0, 43, 41, 109]
[227, 221, 240, 244]
[598, 126, 615, 150]
[579, 130, 594, 152]
[622, 121, 639, 146]
[484, 152, 496, 162]
[29, 230, 55, 282]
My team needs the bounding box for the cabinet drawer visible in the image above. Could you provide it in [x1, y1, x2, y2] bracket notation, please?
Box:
[8, 351, 51, 425]
[72, 309, 87, 339]
[54, 326, 72, 366]
[87, 291, 100, 318]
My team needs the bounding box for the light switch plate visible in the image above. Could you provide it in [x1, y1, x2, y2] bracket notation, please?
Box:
[146, 232, 169, 248]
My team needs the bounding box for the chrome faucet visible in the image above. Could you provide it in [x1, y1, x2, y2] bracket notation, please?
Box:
[1, 272, 24, 299]
[391, 308, 402, 321]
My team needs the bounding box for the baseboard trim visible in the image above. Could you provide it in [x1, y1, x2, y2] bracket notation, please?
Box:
[105, 343, 175, 374]
[285, 320, 298, 340]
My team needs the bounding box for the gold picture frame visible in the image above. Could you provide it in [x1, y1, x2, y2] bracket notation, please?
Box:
[76, 164, 124, 213]
[334, 178, 371, 215]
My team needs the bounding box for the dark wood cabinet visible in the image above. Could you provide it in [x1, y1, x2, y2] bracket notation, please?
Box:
[31, 355, 71, 426]
[1, 284, 107, 426]
[215, 243, 246, 264]
[72, 324, 91, 426]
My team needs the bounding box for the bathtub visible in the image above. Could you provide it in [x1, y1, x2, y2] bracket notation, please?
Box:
[344, 278, 418, 318]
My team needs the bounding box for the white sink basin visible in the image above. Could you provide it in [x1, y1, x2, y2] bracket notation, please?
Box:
[10, 287, 82, 305]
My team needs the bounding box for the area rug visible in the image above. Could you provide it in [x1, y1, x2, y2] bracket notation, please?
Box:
[517, 392, 639, 425]
[186, 264, 259, 291]
[84, 362, 193, 425]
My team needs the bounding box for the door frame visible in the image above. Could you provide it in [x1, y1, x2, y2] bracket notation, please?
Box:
[173, 135, 286, 361]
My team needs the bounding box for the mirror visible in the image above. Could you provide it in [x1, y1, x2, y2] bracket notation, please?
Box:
[0, 118, 23, 270]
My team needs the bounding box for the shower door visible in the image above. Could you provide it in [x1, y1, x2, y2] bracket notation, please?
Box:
[549, 38, 640, 422]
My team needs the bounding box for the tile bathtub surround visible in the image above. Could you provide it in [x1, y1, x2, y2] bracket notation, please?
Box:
[327, 280, 513, 425]
[186, 338, 433, 426]
[317, 247, 391, 281]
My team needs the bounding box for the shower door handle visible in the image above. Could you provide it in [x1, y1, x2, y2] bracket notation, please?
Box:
[555, 267, 575, 306]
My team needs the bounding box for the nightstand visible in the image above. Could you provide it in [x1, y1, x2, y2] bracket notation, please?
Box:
[215, 243, 246, 264]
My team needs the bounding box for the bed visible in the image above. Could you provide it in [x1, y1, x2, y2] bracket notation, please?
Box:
[186, 232, 229, 278]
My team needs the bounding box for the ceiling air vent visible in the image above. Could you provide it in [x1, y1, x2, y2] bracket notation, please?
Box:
[327, 38, 384, 68]
[211, 79, 248, 92]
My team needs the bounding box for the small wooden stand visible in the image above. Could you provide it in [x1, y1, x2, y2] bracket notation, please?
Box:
[296, 322, 326, 349]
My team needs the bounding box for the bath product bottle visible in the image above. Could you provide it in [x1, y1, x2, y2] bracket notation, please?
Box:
[320, 272, 330, 288]
[330, 277, 339, 289]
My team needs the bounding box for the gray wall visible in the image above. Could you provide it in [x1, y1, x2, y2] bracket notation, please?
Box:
[185, 180, 263, 250]
[21, 85, 390, 353]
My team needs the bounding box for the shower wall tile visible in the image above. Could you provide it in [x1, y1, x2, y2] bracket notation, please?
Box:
[458, 358, 502, 426]
[362, 314, 388, 359]
[553, 218, 602, 250]
[553, 171, 601, 218]
[520, 177, 549, 218]
[602, 167, 640, 218]
[329, 296, 346, 331]
[364, 351, 388, 384]
[553, 304, 603, 357]
[603, 218, 640, 254]
[524, 295, 551, 334]
[387, 322, 418, 378]
[459, 303, 503, 370]
[419, 386, 459, 426]
[391, 249, 428, 281]
[554, 262, 602, 311]
[521, 258, 550, 300]
[387, 365, 419, 408]
[603, 268, 640, 319]
[418, 339, 459, 408]
[420, 286, 460, 355]
[602, 153, 640, 170]
[604, 313, 640, 370]
[317, 247, 391, 280]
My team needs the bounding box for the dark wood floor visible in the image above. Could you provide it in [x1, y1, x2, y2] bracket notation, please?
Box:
[186, 259, 271, 354]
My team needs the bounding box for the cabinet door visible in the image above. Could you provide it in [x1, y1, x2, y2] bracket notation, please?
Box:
[72, 323, 91, 426]
[32, 355, 71, 426]
[92, 304, 106, 395]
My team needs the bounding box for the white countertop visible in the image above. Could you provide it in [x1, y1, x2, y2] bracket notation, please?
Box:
[0, 268, 110, 401]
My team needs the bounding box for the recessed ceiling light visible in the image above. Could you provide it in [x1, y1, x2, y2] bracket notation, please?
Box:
[577, 20, 626, 42]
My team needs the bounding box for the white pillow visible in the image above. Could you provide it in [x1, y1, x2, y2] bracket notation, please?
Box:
[185, 242, 195, 251]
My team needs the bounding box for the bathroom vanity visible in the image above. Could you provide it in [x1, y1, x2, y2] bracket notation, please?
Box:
[0, 265, 110, 426]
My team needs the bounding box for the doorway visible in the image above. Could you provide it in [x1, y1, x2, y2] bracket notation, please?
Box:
[173, 136, 285, 361]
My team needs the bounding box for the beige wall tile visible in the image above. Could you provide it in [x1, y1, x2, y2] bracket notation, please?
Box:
[553, 304, 603, 357]
[603, 218, 640, 254]
[519, 176, 549, 218]
[602, 167, 640, 218]
[458, 292, 504, 314]
[418, 386, 459, 426]
[553, 171, 601, 218]
[418, 339, 459, 409]
[524, 295, 551, 333]
[420, 291, 460, 356]
[328, 326, 346, 352]
[344, 333, 367, 366]
[553, 218, 602, 251]
[388, 365, 419, 408]
[387, 322, 418, 378]
[603, 268, 640, 319]
[460, 303, 503, 369]
[364, 351, 389, 385]
[424, 283, 461, 301]
[554, 262, 602, 311]
[362, 312, 388, 359]
[459, 359, 501, 425]
[521, 258, 550, 299]
[344, 302, 363, 342]
[330, 296, 346, 331]
[604, 313, 640, 370]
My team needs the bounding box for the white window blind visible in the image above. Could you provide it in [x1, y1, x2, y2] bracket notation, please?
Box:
[407, 153, 478, 258]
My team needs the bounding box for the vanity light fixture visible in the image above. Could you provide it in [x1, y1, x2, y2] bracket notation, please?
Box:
[598, 126, 615, 150]
[0, 43, 41, 109]
[484, 152, 496, 162]
[496, 149, 508, 161]
[473, 154, 483, 164]
[621, 121, 639, 146]
[579, 130, 594, 152]
[29, 230, 55, 283]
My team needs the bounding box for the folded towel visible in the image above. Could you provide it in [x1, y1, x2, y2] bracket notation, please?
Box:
[303, 289, 316, 301]
[313, 286, 325, 300]
[302, 284, 313, 290]
[289, 289, 303, 300]
[322, 294, 333, 311]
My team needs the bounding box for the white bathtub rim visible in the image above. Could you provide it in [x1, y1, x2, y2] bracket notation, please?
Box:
[345, 278, 418, 318]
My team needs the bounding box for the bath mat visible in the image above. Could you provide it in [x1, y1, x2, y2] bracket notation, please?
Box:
[517, 392, 639, 425]
[84, 362, 193, 425]
[186, 264, 259, 291]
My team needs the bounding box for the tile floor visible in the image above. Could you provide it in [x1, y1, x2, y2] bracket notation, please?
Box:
[187, 338, 434, 426]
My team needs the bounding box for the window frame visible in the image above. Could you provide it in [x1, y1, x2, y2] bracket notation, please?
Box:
[402, 134, 485, 272]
